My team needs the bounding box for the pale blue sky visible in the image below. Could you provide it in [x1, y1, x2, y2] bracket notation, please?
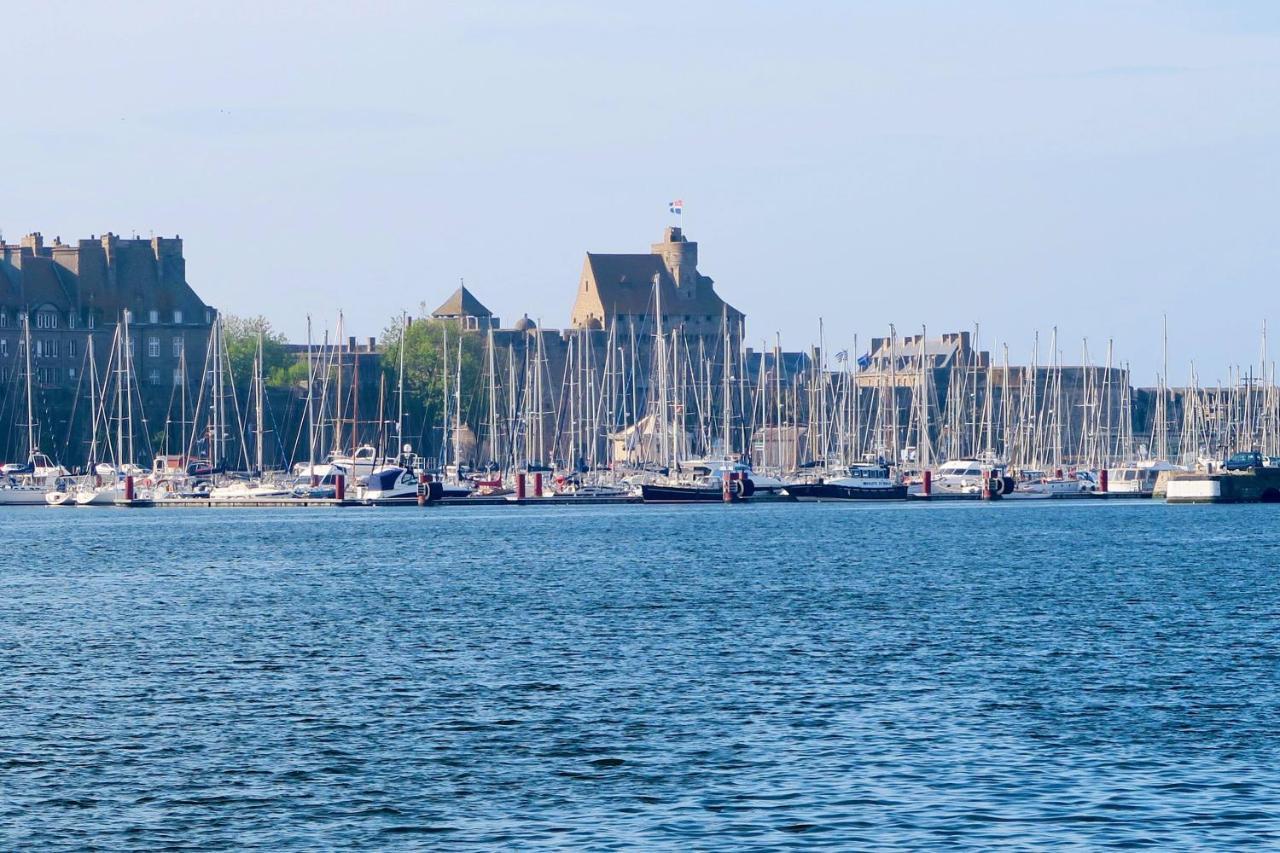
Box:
[3, 0, 1278, 381]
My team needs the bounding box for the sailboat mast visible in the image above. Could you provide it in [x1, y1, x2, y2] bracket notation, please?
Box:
[22, 312, 35, 457]
[397, 313, 407, 454]
[255, 330, 265, 473]
[306, 315, 316, 473]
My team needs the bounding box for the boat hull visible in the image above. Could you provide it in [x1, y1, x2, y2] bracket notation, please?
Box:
[786, 482, 908, 501]
[640, 482, 754, 503]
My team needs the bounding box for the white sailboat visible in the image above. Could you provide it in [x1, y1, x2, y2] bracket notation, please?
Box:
[4, 315, 68, 505]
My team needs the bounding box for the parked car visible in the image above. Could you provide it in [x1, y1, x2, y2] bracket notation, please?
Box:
[1224, 451, 1264, 471]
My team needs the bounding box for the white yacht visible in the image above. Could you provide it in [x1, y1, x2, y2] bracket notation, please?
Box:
[1106, 460, 1178, 497]
[909, 459, 1009, 497]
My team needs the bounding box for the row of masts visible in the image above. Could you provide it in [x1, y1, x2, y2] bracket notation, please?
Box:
[12, 303, 1280, 476]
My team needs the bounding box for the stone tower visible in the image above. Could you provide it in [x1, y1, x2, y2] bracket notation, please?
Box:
[651, 226, 698, 301]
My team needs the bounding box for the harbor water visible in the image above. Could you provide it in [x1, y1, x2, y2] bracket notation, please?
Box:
[2, 501, 1278, 848]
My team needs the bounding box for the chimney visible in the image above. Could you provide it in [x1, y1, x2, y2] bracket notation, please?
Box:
[367, 336, 376, 351]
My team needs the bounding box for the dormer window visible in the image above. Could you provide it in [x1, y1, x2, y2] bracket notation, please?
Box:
[35, 310, 58, 329]
[173, 309, 183, 324]
[149, 309, 159, 324]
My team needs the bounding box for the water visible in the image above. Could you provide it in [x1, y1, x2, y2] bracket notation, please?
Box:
[2, 501, 1278, 849]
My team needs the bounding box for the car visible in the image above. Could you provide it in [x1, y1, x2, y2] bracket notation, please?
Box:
[1224, 451, 1264, 471]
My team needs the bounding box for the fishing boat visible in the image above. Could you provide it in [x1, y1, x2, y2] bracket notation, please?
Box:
[785, 462, 907, 501]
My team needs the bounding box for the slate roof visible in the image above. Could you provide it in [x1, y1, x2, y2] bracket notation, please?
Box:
[432, 285, 492, 318]
[583, 254, 740, 319]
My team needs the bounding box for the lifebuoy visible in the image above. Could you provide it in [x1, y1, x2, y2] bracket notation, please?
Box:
[989, 477, 1005, 496]
[741, 478, 757, 498]
[1001, 476, 1016, 495]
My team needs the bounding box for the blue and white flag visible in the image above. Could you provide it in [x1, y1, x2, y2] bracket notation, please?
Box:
[669, 199, 684, 215]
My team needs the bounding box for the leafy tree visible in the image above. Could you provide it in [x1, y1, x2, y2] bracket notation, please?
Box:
[220, 315, 293, 391]
[380, 315, 485, 457]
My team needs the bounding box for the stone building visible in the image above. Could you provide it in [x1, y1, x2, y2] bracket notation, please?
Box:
[570, 227, 743, 336]
[0, 232, 215, 462]
[0, 232, 214, 389]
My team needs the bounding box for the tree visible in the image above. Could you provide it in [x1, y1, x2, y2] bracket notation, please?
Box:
[380, 315, 485, 458]
[220, 315, 293, 390]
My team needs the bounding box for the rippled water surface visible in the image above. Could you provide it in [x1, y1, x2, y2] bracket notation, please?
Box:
[3, 501, 1279, 848]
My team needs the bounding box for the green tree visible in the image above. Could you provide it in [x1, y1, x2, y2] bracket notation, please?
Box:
[380, 315, 485, 457]
[221, 315, 293, 391]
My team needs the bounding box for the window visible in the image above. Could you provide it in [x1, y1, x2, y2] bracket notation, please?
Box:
[148, 368, 161, 386]
[0, 339, 6, 357]
[68, 311, 76, 329]
[173, 309, 183, 324]
[172, 336, 183, 357]
[172, 367, 184, 386]
[0, 311, 8, 328]
[68, 367, 76, 381]
[68, 340, 77, 358]
[87, 312, 95, 330]
[36, 311, 57, 329]
[148, 309, 159, 324]
[148, 336, 160, 358]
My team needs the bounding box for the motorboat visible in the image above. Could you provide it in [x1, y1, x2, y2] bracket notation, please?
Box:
[1106, 460, 1178, 497]
[908, 459, 1014, 497]
[785, 463, 908, 501]
[1005, 469, 1099, 500]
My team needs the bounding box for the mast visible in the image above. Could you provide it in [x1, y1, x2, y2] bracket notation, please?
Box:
[487, 325, 498, 467]
[334, 312, 344, 454]
[453, 337, 462, 470]
[397, 313, 407, 456]
[889, 324, 899, 465]
[87, 332, 99, 469]
[653, 271, 668, 469]
[255, 329, 265, 473]
[116, 321, 125, 469]
[441, 324, 450, 469]
[22, 312, 35, 458]
[124, 309, 135, 465]
[306, 315, 316, 473]
[721, 306, 731, 458]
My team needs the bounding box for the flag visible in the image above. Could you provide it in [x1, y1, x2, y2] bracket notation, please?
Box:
[856, 353, 872, 370]
[835, 349, 848, 364]
[669, 199, 683, 215]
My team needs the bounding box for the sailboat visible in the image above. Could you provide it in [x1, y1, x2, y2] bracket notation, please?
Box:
[3, 314, 69, 504]
[73, 313, 152, 505]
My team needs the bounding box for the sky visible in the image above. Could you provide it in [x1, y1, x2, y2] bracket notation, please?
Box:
[3, 0, 1278, 382]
